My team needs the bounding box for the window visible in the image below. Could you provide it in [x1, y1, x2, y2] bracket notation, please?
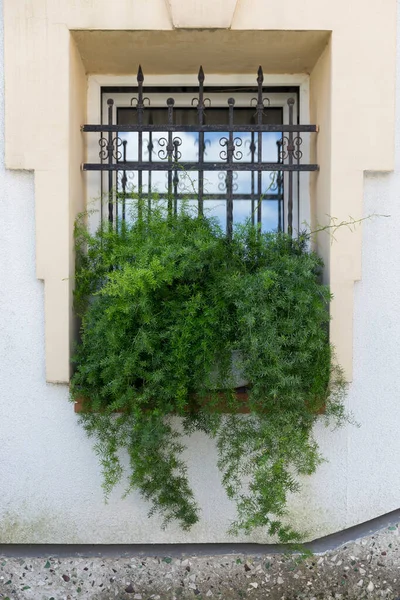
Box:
[83, 67, 318, 237]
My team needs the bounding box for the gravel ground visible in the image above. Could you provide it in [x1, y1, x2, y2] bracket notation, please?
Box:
[1, 524, 400, 600]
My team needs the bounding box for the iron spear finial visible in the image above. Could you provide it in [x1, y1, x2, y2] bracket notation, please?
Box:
[198, 66, 205, 84]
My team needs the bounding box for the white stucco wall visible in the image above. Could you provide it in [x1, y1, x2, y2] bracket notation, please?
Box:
[0, 0, 399, 543]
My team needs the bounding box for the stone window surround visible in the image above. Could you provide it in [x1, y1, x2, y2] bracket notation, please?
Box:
[3, 0, 396, 383]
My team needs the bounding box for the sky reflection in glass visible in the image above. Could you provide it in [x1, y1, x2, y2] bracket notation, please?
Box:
[118, 129, 282, 232]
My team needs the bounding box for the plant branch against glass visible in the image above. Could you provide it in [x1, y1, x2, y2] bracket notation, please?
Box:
[71, 190, 348, 543]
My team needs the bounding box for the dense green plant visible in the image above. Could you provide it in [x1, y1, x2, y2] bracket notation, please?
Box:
[71, 200, 347, 542]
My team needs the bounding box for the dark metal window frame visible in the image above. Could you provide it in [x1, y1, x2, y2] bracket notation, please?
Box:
[82, 66, 318, 238]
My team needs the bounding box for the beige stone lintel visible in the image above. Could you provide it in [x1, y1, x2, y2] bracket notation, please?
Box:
[166, 0, 238, 29]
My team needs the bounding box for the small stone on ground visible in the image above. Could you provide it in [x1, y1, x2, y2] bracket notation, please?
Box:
[0, 524, 400, 599]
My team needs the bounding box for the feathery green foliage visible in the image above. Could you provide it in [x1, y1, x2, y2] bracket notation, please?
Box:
[71, 200, 347, 540]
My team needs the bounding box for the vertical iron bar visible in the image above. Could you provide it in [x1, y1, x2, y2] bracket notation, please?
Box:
[148, 129, 153, 218]
[173, 139, 179, 215]
[167, 98, 175, 216]
[277, 138, 283, 232]
[226, 97, 235, 239]
[287, 98, 295, 237]
[100, 103, 104, 226]
[296, 107, 300, 234]
[107, 99, 114, 225]
[137, 66, 144, 222]
[297, 168, 300, 234]
[122, 140, 127, 223]
[115, 163, 119, 230]
[197, 66, 205, 216]
[256, 67, 263, 228]
[250, 132, 255, 226]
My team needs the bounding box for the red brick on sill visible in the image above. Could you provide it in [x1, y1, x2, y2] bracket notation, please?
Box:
[73, 392, 326, 415]
[73, 391, 251, 414]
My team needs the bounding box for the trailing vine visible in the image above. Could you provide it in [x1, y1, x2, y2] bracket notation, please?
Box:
[71, 200, 347, 542]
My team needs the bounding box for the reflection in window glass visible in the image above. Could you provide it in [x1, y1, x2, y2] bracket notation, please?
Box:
[116, 106, 285, 232]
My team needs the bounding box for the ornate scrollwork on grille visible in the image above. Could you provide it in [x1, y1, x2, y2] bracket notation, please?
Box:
[157, 138, 170, 160]
[219, 137, 229, 161]
[233, 137, 243, 161]
[251, 66, 271, 119]
[99, 138, 108, 160]
[191, 97, 212, 108]
[219, 137, 244, 161]
[250, 96, 271, 109]
[232, 171, 239, 192]
[117, 170, 136, 190]
[218, 171, 227, 191]
[267, 171, 279, 192]
[250, 95, 270, 122]
[173, 137, 183, 161]
[158, 137, 183, 161]
[99, 136, 123, 161]
[280, 135, 303, 161]
[130, 96, 151, 108]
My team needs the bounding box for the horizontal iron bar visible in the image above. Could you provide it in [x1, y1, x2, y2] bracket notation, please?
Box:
[116, 193, 284, 201]
[82, 124, 318, 133]
[83, 162, 319, 172]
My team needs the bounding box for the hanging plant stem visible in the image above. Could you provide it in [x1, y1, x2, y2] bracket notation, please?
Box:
[71, 199, 348, 541]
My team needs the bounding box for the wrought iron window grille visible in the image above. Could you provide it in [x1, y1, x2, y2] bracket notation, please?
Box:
[82, 66, 319, 238]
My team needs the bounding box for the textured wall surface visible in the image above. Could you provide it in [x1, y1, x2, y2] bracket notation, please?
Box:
[0, 0, 399, 544]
